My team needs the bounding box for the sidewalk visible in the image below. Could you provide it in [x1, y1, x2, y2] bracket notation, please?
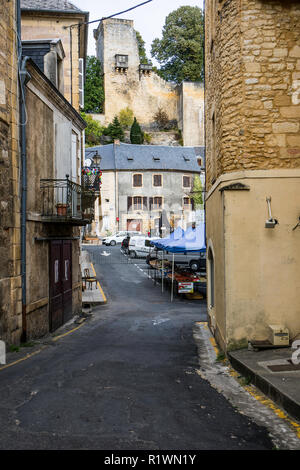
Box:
[81, 250, 107, 306]
[228, 347, 300, 421]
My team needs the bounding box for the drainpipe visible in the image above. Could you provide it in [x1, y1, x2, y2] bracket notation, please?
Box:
[19, 59, 31, 343]
[18, 0, 31, 344]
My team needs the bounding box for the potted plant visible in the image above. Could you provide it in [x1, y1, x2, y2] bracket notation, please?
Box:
[56, 203, 68, 216]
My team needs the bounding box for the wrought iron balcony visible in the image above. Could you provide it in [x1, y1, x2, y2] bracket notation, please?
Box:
[40, 176, 96, 225]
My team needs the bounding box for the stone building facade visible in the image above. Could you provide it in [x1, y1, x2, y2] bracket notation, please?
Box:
[0, 0, 22, 345]
[21, 0, 89, 111]
[205, 0, 300, 351]
[85, 142, 205, 237]
[93, 18, 204, 147]
[23, 58, 87, 339]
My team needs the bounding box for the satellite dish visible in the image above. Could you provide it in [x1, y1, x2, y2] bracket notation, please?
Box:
[85, 158, 92, 167]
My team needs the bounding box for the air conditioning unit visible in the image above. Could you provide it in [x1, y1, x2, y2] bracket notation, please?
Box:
[268, 325, 289, 346]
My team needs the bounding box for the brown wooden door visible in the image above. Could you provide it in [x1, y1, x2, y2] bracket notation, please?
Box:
[49, 240, 72, 332]
[62, 241, 72, 324]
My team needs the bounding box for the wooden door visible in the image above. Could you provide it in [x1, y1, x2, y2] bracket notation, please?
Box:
[49, 241, 63, 332]
[49, 240, 72, 332]
[62, 241, 72, 324]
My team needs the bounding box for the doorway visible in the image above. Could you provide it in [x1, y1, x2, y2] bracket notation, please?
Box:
[49, 240, 72, 332]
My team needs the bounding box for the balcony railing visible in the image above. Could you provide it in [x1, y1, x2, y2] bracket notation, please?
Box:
[40, 176, 95, 225]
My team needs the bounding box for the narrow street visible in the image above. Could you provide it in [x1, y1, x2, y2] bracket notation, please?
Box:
[0, 245, 274, 450]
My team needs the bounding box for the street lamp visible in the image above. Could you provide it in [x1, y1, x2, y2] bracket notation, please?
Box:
[92, 150, 102, 167]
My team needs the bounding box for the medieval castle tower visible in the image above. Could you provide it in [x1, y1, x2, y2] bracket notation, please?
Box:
[93, 18, 204, 147]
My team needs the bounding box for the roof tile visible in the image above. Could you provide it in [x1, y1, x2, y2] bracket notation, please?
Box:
[21, 0, 82, 12]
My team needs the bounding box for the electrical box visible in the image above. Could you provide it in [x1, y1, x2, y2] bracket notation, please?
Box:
[268, 325, 289, 346]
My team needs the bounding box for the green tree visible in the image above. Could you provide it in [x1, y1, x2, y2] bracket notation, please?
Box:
[150, 6, 204, 84]
[119, 107, 134, 129]
[81, 112, 104, 147]
[130, 117, 144, 144]
[191, 175, 203, 207]
[83, 56, 105, 113]
[103, 116, 125, 142]
[135, 30, 151, 65]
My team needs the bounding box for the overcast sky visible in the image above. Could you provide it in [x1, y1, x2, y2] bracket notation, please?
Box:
[72, 0, 204, 63]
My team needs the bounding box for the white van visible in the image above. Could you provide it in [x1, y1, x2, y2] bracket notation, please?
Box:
[102, 231, 141, 246]
[128, 236, 156, 258]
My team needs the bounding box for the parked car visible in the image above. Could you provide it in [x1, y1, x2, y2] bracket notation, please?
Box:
[146, 246, 206, 272]
[102, 231, 141, 246]
[128, 236, 156, 258]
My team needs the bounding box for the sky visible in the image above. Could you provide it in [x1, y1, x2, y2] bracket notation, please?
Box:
[72, 0, 204, 63]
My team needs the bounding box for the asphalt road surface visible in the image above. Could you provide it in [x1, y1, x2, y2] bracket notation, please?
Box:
[0, 245, 274, 450]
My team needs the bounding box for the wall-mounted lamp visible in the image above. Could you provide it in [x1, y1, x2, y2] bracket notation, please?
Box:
[265, 197, 278, 229]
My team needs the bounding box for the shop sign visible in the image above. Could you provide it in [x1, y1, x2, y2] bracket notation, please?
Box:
[178, 282, 194, 294]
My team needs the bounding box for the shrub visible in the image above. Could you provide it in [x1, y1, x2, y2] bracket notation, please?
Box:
[153, 107, 169, 129]
[130, 117, 144, 144]
[119, 107, 134, 129]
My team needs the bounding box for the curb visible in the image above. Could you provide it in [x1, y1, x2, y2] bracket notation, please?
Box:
[228, 352, 300, 422]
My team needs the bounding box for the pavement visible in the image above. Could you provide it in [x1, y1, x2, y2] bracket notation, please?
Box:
[228, 346, 300, 422]
[81, 249, 107, 306]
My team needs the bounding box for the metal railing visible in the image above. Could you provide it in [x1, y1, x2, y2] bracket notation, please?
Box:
[40, 176, 95, 224]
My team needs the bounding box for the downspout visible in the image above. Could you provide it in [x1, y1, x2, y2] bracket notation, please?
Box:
[203, 0, 206, 246]
[18, 0, 31, 342]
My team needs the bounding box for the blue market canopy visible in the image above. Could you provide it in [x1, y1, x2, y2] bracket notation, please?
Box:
[154, 224, 206, 253]
[152, 226, 185, 250]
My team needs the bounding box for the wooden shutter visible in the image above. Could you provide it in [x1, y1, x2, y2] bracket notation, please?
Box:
[149, 197, 153, 210]
[143, 197, 147, 210]
[127, 196, 132, 211]
[78, 58, 84, 109]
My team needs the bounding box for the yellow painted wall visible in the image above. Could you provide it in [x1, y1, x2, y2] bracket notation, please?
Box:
[206, 170, 300, 350]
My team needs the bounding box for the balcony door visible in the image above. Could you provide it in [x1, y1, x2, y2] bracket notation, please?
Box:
[49, 240, 72, 332]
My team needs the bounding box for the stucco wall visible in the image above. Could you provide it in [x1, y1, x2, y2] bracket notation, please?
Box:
[207, 171, 300, 350]
[24, 67, 84, 338]
[179, 82, 205, 147]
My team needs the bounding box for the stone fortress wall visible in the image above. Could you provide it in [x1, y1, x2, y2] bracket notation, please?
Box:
[93, 18, 204, 147]
[205, 0, 300, 191]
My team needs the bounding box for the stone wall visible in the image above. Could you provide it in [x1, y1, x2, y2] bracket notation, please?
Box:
[21, 11, 87, 111]
[205, 0, 300, 190]
[0, 0, 22, 345]
[94, 18, 204, 146]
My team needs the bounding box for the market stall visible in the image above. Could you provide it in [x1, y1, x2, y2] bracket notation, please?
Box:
[149, 224, 206, 301]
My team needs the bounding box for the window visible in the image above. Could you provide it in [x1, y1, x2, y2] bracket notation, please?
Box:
[133, 173, 142, 187]
[183, 197, 194, 210]
[153, 174, 162, 187]
[150, 197, 163, 210]
[133, 196, 142, 210]
[183, 176, 191, 188]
